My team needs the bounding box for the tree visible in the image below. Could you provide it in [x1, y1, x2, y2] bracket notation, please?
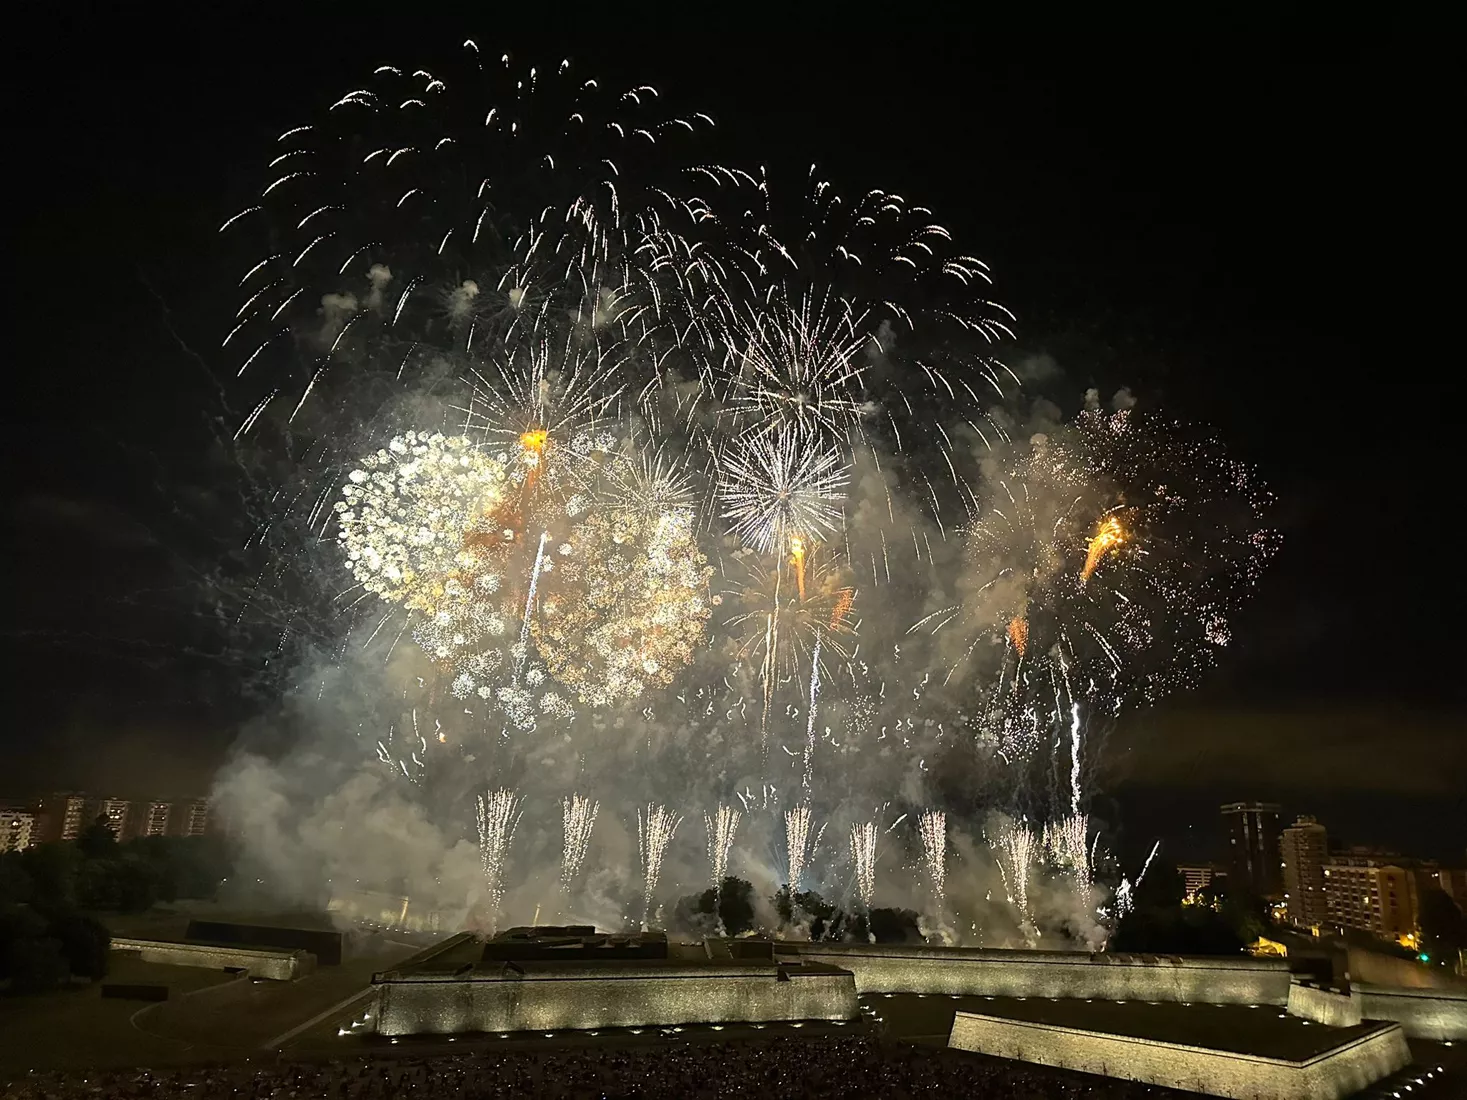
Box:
[18, 842, 80, 915]
[1133, 860, 1185, 910]
[868, 907, 924, 944]
[50, 913, 111, 980]
[0, 853, 33, 907]
[1418, 888, 1467, 970]
[672, 877, 758, 937]
[772, 886, 846, 941]
[4, 935, 69, 993]
[76, 817, 119, 860]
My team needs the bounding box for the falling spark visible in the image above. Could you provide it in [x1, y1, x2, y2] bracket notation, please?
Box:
[560, 793, 599, 891]
[637, 802, 681, 929]
[918, 809, 946, 903]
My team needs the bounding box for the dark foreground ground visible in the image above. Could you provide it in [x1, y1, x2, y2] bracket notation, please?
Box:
[5, 1036, 1191, 1098]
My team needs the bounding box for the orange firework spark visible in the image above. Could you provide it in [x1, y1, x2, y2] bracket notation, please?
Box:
[1007, 615, 1028, 655]
[519, 428, 549, 492]
[1080, 515, 1126, 583]
[829, 587, 856, 630]
[788, 535, 808, 601]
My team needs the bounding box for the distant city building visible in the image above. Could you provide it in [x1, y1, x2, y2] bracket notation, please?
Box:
[36, 792, 89, 843]
[1176, 864, 1221, 899]
[1280, 815, 1329, 927]
[176, 799, 210, 837]
[1, 808, 35, 852]
[97, 797, 132, 840]
[1221, 801, 1283, 897]
[1415, 864, 1467, 908]
[1322, 853, 1419, 939]
[140, 800, 172, 837]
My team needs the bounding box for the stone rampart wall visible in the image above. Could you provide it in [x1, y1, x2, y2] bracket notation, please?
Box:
[779, 943, 1290, 1005]
[373, 965, 856, 1035]
[1355, 982, 1467, 1040]
[1286, 982, 1362, 1027]
[111, 936, 313, 980]
[948, 1011, 1409, 1100]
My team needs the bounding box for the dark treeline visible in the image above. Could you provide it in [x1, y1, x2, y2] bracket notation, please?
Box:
[0, 819, 234, 993]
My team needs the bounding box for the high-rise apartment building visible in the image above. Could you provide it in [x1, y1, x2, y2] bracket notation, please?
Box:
[1176, 864, 1221, 899]
[1322, 853, 1419, 939]
[138, 800, 172, 837]
[1281, 815, 1329, 927]
[36, 792, 90, 843]
[176, 799, 209, 837]
[97, 797, 131, 840]
[1221, 801, 1283, 897]
[1415, 864, 1467, 908]
[1, 809, 35, 852]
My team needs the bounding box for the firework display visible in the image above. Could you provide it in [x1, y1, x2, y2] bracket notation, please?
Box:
[217, 43, 1279, 946]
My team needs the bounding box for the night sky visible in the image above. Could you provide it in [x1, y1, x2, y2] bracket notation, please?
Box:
[6, 12, 1460, 860]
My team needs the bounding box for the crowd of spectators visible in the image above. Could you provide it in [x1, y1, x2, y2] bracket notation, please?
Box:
[7, 1037, 1187, 1098]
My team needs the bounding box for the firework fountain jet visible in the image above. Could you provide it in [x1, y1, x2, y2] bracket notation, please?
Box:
[918, 809, 947, 907]
[560, 793, 599, 893]
[991, 818, 1037, 945]
[784, 802, 823, 892]
[703, 804, 742, 889]
[637, 803, 681, 930]
[849, 821, 878, 910]
[475, 788, 522, 934]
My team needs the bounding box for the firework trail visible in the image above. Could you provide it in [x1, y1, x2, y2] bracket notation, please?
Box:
[1068, 704, 1084, 817]
[784, 802, 824, 892]
[516, 531, 550, 678]
[703, 804, 742, 889]
[1080, 515, 1126, 584]
[637, 802, 681, 929]
[560, 793, 599, 892]
[802, 633, 823, 791]
[918, 809, 947, 905]
[475, 787, 523, 933]
[850, 820, 878, 909]
[1114, 840, 1161, 920]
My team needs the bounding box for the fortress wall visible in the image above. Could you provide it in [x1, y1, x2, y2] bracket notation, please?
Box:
[1355, 983, 1467, 1041]
[948, 1011, 1410, 1100]
[779, 943, 1290, 1005]
[111, 937, 313, 980]
[1286, 982, 1362, 1027]
[373, 965, 856, 1036]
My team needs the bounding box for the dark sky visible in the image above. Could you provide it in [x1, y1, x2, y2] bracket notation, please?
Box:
[5, 11, 1460, 857]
